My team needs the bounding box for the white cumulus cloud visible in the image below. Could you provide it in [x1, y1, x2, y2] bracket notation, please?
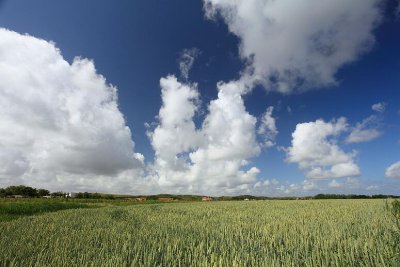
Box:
[287, 118, 360, 179]
[149, 77, 261, 194]
[148, 76, 201, 172]
[203, 0, 382, 93]
[0, 28, 144, 192]
[385, 161, 400, 179]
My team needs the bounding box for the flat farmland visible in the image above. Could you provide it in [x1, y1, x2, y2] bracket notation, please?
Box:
[0, 199, 398, 266]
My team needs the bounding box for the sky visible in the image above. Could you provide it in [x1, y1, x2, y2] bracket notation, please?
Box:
[0, 0, 399, 196]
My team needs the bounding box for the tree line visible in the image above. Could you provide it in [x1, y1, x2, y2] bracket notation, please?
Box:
[1, 185, 399, 200]
[0, 185, 115, 199]
[313, 194, 400, 199]
[0, 185, 50, 198]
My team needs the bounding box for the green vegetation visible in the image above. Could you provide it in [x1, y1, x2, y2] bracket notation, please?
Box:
[0, 199, 397, 266]
[74, 192, 116, 199]
[144, 194, 202, 201]
[0, 199, 95, 222]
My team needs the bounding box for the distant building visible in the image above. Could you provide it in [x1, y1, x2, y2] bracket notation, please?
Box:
[42, 196, 51, 199]
[12, 195, 23, 198]
[67, 192, 77, 198]
[202, 196, 213, 201]
[244, 198, 249, 201]
[135, 197, 146, 202]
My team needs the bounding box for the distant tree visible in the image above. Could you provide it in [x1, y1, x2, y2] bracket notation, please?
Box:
[38, 189, 50, 197]
[4, 185, 38, 197]
[22, 186, 38, 197]
[75, 192, 91, 199]
[0, 188, 5, 198]
[5, 185, 19, 196]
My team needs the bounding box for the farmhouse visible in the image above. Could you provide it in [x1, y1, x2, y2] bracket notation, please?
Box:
[202, 196, 213, 201]
[135, 197, 146, 202]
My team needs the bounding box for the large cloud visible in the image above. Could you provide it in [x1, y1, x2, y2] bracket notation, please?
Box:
[0, 28, 144, 191]
[287, 118, 360, 179]
[149, 76, 262, 194]
[203, 0, 382, 93]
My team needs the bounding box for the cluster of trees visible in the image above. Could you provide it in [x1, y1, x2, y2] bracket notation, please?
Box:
[0, 185, 116, 199]
[0, 185, 50, 198]
[74, 192, 115, 199]
[142, 194, 201, 201]
[314, 194, 400, 199]
[212, 194, 400, 201]
[219, 194, 400, 201]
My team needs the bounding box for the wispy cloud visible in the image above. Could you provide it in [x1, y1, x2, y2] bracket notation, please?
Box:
[346, 104, 385, 144]
[346, 115, 382, 143]
[371, 102, 386, 113]
[179, 48, 200, 81]
[258, 106, 278, 148]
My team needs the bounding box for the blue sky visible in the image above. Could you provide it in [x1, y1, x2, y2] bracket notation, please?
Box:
[0, 0, 399, 195]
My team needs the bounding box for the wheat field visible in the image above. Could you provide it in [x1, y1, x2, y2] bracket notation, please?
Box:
[0, 199, 398, 266]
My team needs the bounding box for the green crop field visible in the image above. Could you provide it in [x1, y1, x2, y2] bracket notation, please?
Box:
[0, 199, 399, 266]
